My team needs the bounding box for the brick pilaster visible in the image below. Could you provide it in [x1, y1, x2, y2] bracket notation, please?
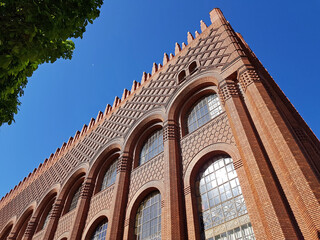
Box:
[69, 177, 94, 240]
[22, 216, 37, 240]
[107, 152, 132, 240]
[218, 77, 300, 239]
[238, 67, 320, 239]
[42, 199, 63, 240]
[162, 120, 187, 239]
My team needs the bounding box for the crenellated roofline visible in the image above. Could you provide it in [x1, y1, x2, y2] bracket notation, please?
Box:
[0, 8, 225, 209]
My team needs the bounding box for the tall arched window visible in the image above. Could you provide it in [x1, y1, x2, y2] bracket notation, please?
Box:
[197, 156, 255, 240]
[68, 184, 82, 212]
[101, 160, 118, 191]
[91, 220, 108, 240]
[37, 197, 55, 231]
[135, 191, 161, 240]
[187, 94, 222, 134]
[139, 130, 163, 165]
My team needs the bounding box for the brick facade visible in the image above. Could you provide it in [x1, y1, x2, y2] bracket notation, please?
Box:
[0, 8, 319, 240]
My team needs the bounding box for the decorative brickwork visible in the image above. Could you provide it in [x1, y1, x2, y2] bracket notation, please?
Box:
[238, 69, 261, 92]
[218, 80, 239, 103]
[181, 112, 235, 174]
[128, 154, 164, 203]
[53, 210, 76, 240]
[163, 122, 179, 142]
[85, 185, 114, 225]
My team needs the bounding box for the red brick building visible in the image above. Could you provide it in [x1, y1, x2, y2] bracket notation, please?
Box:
[0, 8, 319, 240]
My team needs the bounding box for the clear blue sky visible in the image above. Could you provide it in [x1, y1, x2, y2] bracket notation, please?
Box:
[0, 0, 319, 198]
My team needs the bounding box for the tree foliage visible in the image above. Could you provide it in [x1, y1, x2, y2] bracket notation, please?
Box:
[0, 0, 103, 126]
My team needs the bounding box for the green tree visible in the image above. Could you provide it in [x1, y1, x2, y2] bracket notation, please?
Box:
[0, 0, 103, 126]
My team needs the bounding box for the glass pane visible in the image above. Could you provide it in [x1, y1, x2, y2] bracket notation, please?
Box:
[91, 220, 108, 240]
[139, 130, 164, 165]
[197, 156, 255, 240]
[101, 160, 118, 191]
[187, 94, 222, 134]
[135, 192, 161, 240]
[69, 184, 82, 212]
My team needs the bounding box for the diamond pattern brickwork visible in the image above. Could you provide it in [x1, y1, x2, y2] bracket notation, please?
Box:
[85, 185, 114, 226]
[53, 210, 76, 240]
[128, 154, 164, 203]
[180, 112, 235, 174]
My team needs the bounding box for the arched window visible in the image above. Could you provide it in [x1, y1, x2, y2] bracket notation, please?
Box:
[187, 94, 222, 134]
[91, 220, 108, 240]
[16, 212, 32, 240]
[101, 160, 118, 191]
[37, 198, 55, 231]
[0, 225, 13, 240]
[197, 156, 255, 240]
[139, 130, 163, 165]
[68, 184, 82, 212]
[135, 191, 161, 240]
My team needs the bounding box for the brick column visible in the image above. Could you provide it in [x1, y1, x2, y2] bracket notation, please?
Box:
[162, 120, 187, 239]
[218, 77, 300, 239]
[238, 67, 320, 239]
[69, 177, 94, 240]
[42, 199, 63, 240]
[107, 152, 131, 240]
[22, 216, 37, 240]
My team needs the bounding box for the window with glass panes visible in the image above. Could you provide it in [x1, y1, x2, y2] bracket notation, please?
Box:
[68, 184, 82, 212]
[139, 130, 163, 165]
[91, 220, 108, 240]
[135, 191, 161, 240]
[101, 160, 118, 191]
[187, 94, 222, 134]
[197, 156, 255, 240]
[41, 204, 53, 230]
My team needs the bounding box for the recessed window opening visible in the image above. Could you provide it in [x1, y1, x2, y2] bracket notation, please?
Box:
[189, 62, 198, 75]
[139, 129, 163, 165]
[187, 94, 222, 134]
[197, 155, 255, 240]
[135, 191, 161, 240]
[178, 70, 186, 83]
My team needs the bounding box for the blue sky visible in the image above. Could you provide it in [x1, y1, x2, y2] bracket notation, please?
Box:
[0, 0, 319, 198]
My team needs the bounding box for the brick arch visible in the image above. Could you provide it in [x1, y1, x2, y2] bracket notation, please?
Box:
[81, 211, 109, 240]
[166, 72, 222, 121]
[125, 181, 165, 240]
[43, 164, 88, 240]
[30, 185, 60, 235]
[123, 107, 165, 155]
[87, 140, 122, 194]
[183, 143, 241, 239]
[58, 164, 88, 203]
[0, 216, 16, 240]
[9, 201, 36, 240]
[88, 138, 123, 167]
[184, 143, 240, 187]
[57, 233, 68, 240]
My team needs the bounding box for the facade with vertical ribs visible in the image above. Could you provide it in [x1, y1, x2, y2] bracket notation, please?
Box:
[0, 8, 320, 240]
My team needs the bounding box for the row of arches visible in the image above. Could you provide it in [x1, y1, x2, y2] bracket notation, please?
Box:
[0, 74, 254, 239]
